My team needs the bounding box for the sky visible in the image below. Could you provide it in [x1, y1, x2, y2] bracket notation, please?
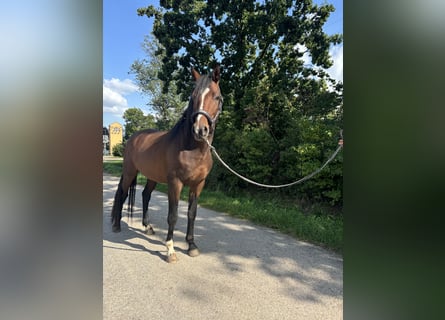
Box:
[103, 0, 343, 128]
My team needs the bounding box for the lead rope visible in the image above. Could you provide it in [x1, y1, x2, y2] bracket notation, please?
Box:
[205, 132, 343, 188]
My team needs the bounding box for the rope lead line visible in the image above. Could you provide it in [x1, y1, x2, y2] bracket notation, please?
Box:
[206, 140, 343, 188]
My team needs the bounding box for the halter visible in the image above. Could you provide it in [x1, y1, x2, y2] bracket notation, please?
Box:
[190, 95, 223, 132]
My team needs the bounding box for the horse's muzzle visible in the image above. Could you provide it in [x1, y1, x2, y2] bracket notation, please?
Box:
[191, 110, 214, 140]
[193, 124, 210, 141]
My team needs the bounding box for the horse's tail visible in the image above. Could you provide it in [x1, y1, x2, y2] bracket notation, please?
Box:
[127, 174, 137, 218]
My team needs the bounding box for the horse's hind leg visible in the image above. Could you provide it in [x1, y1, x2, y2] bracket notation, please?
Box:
[142, 179, 157, 235]
[111, 170, 137, 232]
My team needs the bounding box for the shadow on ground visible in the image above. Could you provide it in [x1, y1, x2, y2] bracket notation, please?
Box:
[103, 174, 342, 304]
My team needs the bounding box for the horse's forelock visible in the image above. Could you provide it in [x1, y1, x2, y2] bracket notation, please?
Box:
[180, 72, 219, 129]
[194, 74, 213, 96]
[187, 74, 213, 112]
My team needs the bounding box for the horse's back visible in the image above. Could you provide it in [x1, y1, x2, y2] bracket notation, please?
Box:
[126, 128, 165, 152]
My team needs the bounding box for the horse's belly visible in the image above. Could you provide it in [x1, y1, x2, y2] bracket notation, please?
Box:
[132, 142, 169, 184]
[137, 155, 168, 183]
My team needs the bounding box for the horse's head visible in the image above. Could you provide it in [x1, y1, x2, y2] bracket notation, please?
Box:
[190, 66, 223, 142]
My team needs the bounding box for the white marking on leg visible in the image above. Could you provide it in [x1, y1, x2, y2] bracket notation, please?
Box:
[166, 239, 175, 256]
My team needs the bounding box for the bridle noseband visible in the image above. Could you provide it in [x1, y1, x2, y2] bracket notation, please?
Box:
[190, 95, 223, 132]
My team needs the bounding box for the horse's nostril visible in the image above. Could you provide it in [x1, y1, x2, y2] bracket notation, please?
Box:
[199, 126, 209, 137]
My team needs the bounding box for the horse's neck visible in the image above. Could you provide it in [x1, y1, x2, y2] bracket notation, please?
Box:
[168, 105, 214, 152]
[180, 124, 210, 152]
[166, 117, 204, 152]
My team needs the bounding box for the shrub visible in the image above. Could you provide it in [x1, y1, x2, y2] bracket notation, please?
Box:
[112, 142, 125, 157]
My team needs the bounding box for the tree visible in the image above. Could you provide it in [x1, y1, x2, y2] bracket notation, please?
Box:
[130, 36, 187, 130]
[138, 0, 341, 115]
[122, 107, 156, 140]
[137, 0, 343, 205]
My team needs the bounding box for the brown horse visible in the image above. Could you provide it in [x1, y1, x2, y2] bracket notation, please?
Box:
[111, 66, 223, 263]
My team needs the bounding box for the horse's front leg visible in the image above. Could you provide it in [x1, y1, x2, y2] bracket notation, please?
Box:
[165, 178, 183, 263]
[186, 180, 205, 257]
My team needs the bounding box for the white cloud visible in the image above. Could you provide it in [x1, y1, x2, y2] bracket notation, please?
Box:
[103, 78, 140, 115]
[327, 44, 343, 83]
[104, 78, 139, 95]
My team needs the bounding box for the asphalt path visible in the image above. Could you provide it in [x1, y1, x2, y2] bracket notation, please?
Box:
[103, 174, 343, 319]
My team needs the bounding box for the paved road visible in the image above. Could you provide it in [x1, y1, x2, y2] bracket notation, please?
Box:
[103, 175, 343, 319]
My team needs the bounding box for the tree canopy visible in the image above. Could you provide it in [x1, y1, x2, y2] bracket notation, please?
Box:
[122, 107, 156, 140]
[136, 0, 343, 206]
[130, 36, 187, 130]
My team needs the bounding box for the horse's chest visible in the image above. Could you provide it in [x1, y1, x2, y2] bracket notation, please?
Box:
[177, 151, 212, 183]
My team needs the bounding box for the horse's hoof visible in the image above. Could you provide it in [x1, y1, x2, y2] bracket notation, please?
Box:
[144, 226, 155, 235]
[166, 253, 178, 263]
[112, 225, 121, 233]
[188, 248, 200, 257]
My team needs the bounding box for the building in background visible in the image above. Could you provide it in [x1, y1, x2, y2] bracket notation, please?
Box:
[108, 122, 123, 155]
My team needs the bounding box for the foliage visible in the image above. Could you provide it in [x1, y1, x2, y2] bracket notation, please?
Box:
[130, 36, 188, 130]
[137, 0, 343, 206]
[111, 142, 125, 157]
[122, 107, 156, 140]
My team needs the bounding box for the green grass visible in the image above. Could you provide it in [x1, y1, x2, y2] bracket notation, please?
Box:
[103, 161, 124, 176]
[103, 160, 343, 253]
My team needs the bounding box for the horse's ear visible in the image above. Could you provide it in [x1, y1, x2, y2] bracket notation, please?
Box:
[212, 65, 220, 83]
[191, 68, 201, 81]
